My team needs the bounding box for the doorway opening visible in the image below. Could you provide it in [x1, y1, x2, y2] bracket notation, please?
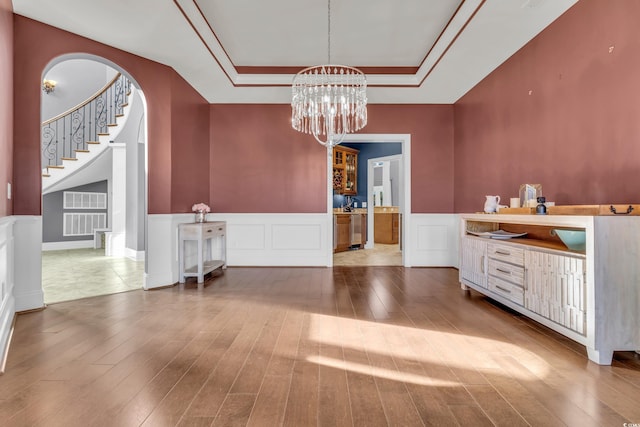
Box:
[329, 134, 411, 267]
[40, 55, 148, 303]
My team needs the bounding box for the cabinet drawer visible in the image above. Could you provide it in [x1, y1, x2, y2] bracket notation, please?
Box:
[489, 275, 524, 305]
[488, 258, 524, 285]
[202, 223, 225, 237]
[180, 222, 225, 239]
[487, 242, 524, 266]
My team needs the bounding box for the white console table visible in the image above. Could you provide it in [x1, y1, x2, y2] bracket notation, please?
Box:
[178, 221, 226, 284]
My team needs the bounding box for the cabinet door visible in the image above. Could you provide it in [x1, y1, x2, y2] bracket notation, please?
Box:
[344, 152, 357, 194]
[460, 237, 487, 288]
[335, 215, 351, 252]
[333, 148, 344, 167]
[525, 251, 586, 334]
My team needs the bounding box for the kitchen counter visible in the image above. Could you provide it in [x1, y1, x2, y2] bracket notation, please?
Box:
[333, 208, 368, 214]
[374, 206, 398, 213]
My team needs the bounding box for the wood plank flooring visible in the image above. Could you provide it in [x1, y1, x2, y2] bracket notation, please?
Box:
[1, 266, 639, 426]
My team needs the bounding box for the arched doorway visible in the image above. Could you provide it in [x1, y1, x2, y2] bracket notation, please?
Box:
[40, 54, 148, 303]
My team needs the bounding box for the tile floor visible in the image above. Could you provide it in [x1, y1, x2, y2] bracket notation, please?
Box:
[333, 243, 402, 266]
[42, 248, 144, 304]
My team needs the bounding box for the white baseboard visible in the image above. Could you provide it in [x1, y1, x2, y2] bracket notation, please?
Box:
[125, 248, 145, 261]
[42, 240, 94, 251]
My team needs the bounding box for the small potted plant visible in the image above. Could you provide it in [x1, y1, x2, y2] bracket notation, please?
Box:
[192, 202, 211, 223]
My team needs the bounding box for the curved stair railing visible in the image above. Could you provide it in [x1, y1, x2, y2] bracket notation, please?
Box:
[41, 73, 131, 171]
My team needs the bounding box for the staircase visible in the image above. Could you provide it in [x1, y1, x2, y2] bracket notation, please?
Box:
[41, 73, 132, 194]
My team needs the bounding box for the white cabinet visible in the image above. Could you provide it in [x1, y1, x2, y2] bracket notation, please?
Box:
[460, 236, 487, 288]
[178, 221, 227, 284]
[487, 242, 525, 305]
[459, 214, 640, 365]
[525, 250, 586, 334]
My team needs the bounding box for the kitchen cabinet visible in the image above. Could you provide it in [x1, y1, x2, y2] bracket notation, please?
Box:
[334, 214, 351, 252]
[333, 146, 358, 195]
[459, 214, 640, 365]
[334, 213, 367, 253]
[374, 212, 399, 244]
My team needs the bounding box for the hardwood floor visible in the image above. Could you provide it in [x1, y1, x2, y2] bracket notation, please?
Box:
[2, 266, 639, 426]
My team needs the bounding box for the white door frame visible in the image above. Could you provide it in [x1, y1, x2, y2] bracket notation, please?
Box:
[326, 134, 411, 267]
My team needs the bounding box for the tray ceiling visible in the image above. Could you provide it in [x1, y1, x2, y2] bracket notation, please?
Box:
[13, 0, 578, 103]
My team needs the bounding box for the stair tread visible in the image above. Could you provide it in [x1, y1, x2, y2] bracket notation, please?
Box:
[115, 114, 124, 117]
[120, 103, 129, 108]
[61, 157, 78, 161]
[48, 165, 64, 169]
[75, 149, 90, 153]
[107, 123, 118, 127]
[98, 133, 109, 136]
[42, 174, 51, 178]
[86, 141, 100, 144]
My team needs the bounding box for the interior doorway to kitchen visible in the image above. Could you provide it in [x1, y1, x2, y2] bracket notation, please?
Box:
[330, 134, 410, 267]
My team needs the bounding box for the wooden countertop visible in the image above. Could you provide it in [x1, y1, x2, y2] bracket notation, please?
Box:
[333, 208, 367, 214]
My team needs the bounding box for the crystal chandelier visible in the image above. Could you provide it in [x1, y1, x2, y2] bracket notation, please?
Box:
[291, 0, 367, 147]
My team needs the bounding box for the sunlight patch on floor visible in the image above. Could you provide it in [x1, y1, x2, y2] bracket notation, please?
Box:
[307, 312, 550, 381]
[307, 355, 461, 387]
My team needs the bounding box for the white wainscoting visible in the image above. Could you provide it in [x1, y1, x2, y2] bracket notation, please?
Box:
[0, 217, 16, 372]
[13, 216, 45, 312]
[144, 213, 332, 289]
[145, 212, 460, 289]
[406, 214, 459, 267]
[0, 215, 44, 370]
[221, 214, 331, 266]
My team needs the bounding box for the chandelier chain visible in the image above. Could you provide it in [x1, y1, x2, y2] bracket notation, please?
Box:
[327, 0, 331, 64]
[290, 0, 368, 147]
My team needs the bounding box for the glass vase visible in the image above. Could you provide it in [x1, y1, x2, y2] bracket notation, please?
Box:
[195, 211, 206, 223]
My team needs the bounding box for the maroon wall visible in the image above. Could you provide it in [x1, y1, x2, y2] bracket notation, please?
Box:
[454, 0, 640, 213]
[171, 73, 211, 210]
[367, 105, 454, 213]
[0, 0, 12, 217]
[12, 17, 210, 215]
[209, 104, 454, 213]
[209, 105, 326, 213]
